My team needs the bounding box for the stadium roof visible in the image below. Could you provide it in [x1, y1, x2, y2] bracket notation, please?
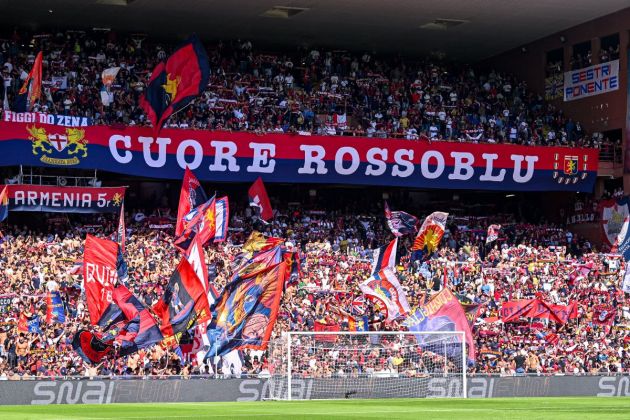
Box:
[1, 0, 628, 60]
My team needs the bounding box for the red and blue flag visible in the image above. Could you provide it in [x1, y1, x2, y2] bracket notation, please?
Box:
[139, 35, 210, 132]
[73, 284, 163, 364]
[205, 261, 286, 358]
[46, 291, 66, 324]
[176, 168, 208, 237]
[404, 288, 476, 361]
[370, 238, 397, 276]
[384, 201, 418, 237]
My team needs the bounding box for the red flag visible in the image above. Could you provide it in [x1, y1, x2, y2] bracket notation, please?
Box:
[314, 321, 340, 342]
[153, 258, 211, 339]
[185, 235, 208, 292]
[13, 51, 43, 112]
[83, 235, 119, 325]
[174, 195, 229, 251]
[17, 312, 28, 333]
[176, 168, 207, 237]
[499, 299, 537, 323]
[248, 177, 273, 221]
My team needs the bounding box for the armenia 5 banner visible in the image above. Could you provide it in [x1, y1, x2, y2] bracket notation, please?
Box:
[0, 122, 598, 192]
[0, 185, 125, 213]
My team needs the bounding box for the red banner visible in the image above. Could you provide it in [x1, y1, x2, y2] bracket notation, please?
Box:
[0, 184, 125, 213]
[314, 321, 340, 342]
[83, 235, 119, 325]
[500, 299, 578, 324]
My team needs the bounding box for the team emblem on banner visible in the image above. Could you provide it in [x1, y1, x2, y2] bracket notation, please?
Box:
[27, 125, 88, 165]
[553, 153, 588, 185]
[601, 197, 630, 246]
[563, 156, 578, 175]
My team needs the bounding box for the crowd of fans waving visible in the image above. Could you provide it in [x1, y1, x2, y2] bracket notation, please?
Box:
[0, 28, 608, 147]
[0, 200, 628, 380]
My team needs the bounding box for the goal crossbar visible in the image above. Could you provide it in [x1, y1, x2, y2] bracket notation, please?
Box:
[267, 330, 468, 400]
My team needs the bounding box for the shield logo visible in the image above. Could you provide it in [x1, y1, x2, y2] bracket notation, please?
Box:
[48, 133, 68, 152]
[563, 155, 578, 175]
[601, 199, 630, 246]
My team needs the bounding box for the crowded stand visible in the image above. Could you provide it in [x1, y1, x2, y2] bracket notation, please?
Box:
[0, 28, 598, 146]
[0, 27, 627, 385]
[0, 199, 628, 379]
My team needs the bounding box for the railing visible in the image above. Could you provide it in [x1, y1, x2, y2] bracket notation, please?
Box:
[10, 174, 98, 187]
[598, 144, 623, 164]
[5, 372, 629, 381]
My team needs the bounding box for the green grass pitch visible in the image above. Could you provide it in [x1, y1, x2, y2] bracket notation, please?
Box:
[0, 397, 628, 419]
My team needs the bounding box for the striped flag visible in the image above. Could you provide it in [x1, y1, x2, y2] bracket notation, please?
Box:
[370, 238, 397, 276]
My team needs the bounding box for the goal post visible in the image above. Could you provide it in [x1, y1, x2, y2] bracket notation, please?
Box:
[266, 331, 467, 400]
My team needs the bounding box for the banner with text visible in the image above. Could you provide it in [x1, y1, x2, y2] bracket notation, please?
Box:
[0, 185, 125, 213]
[0, 122, 598, 192]
[564, 60, 619, 101]
[3, 111, 92, 127]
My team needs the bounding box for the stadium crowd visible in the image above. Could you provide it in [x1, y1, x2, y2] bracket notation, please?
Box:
[0, 28, 600, 146]
[0, 27, 627, 382]
[0, 201, 628, 380]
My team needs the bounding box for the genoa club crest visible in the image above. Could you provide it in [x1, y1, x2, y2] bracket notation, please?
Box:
[553, 153, 588, 185]
[563, 155, 578, 175]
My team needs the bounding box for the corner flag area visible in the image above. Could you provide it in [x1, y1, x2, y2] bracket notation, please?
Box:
[0, 397, 627, 419]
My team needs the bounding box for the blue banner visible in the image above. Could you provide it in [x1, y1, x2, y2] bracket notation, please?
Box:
[0, 122, 599, 192]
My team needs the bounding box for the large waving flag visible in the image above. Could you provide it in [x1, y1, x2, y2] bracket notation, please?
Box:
[153, 258, 211, 339]
[205, 261, 286, 358]
[73, 284, 163, 364]
[13, 51, 43, 112]
[404, 288, 475, 361]
[139, 35, 210, 132]
[411, 211, 449, 256]
[46, 291, 66, 324]
[248, 177, 273, 221]
[176, 168, 208, 237]
[174, 195, 230, 251]
[83, 235, 119, 326]
[0, 186, 8, 222]
[370, 238, 398, 276]
[384, 201, 418, 237]
[359, 267, 410, 322]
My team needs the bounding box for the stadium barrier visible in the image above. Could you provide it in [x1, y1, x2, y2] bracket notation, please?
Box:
[0, 375, 628, 404]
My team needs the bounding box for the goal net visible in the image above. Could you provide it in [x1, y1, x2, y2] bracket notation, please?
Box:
[266, 331, 466, 400]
